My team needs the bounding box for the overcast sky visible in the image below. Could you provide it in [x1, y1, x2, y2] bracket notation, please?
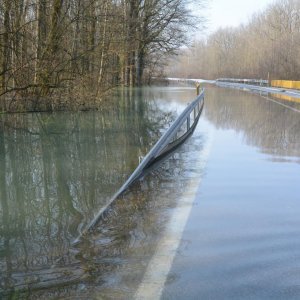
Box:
[205, 0, 275, 34]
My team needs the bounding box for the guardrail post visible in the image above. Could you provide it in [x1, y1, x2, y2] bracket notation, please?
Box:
[196, 83, 201, 95]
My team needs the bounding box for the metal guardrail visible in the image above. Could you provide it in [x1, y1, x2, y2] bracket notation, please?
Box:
[217, 78, 268, 86]
[73, 90, 205, 244]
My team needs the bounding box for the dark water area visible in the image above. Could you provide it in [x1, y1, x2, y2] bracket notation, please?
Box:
[1, 85, 300, 299]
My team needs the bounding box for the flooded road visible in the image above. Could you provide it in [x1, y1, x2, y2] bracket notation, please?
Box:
[162, 86, 300, 299]
[0, 86, 203, 298]
[1, 85, 300, 299]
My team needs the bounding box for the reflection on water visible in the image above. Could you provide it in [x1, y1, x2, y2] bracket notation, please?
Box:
[270, 93, 300, 104]
[204, 87, 300, 159]
[2, 85, 299, 299]
[162, 86, 300, 300]
[0, 86, 198, 298]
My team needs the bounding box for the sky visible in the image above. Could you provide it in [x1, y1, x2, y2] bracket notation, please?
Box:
[205, 0, 275, 34]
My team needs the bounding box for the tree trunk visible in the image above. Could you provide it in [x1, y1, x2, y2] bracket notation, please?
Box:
[96, 0, 109, 96]
[1, 0, 11, 105]
[41, 0, 63, 96]
[125, 0, 139, 86]
[49, 0, 63, 55]
[89, 1, 96, 73]
[35, 0, 47, 84]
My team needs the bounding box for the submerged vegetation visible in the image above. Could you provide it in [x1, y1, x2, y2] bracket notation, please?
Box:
[0, 0, 205, 112]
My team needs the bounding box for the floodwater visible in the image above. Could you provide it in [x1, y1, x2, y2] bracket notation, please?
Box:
[0, 86, 199, 299]
[162, 87, 300, 300]
[1, 85, 300, 299]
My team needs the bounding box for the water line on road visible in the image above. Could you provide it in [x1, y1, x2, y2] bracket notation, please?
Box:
[260, 95, 300, 113]
[134, 127, 215, 300]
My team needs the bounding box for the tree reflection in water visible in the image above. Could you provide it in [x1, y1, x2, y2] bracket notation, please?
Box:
[0, 87, 181, 298]
[204, 87, 300, 159]
[2, 86, 298, 298]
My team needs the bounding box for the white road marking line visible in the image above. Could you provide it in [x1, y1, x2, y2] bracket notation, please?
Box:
[134, 130, 214, 300]
[261, 95, 300, 113]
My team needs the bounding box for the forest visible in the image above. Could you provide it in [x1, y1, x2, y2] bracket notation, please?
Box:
[0, 0, 204, 112]
[169, 0, 300, 81]
[2, 0, 299, 112]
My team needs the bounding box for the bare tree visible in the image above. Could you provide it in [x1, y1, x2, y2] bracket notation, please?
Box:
[0, 0, 206, 112]
[168, 0, 300, 81]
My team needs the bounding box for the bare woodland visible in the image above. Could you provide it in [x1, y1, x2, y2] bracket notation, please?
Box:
[169, 0, 300, 81]
[0, 0, 204, 112]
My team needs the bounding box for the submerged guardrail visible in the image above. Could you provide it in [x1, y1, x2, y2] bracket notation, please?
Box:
[73, 90, 205, 244]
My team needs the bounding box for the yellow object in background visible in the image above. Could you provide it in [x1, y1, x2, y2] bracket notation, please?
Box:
[271, 80, 300, 90]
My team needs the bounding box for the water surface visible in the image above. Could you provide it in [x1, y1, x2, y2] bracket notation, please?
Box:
[162, 86, 300, 300]
[0, 86, 200, 298]
[1, 85, 300, 299]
